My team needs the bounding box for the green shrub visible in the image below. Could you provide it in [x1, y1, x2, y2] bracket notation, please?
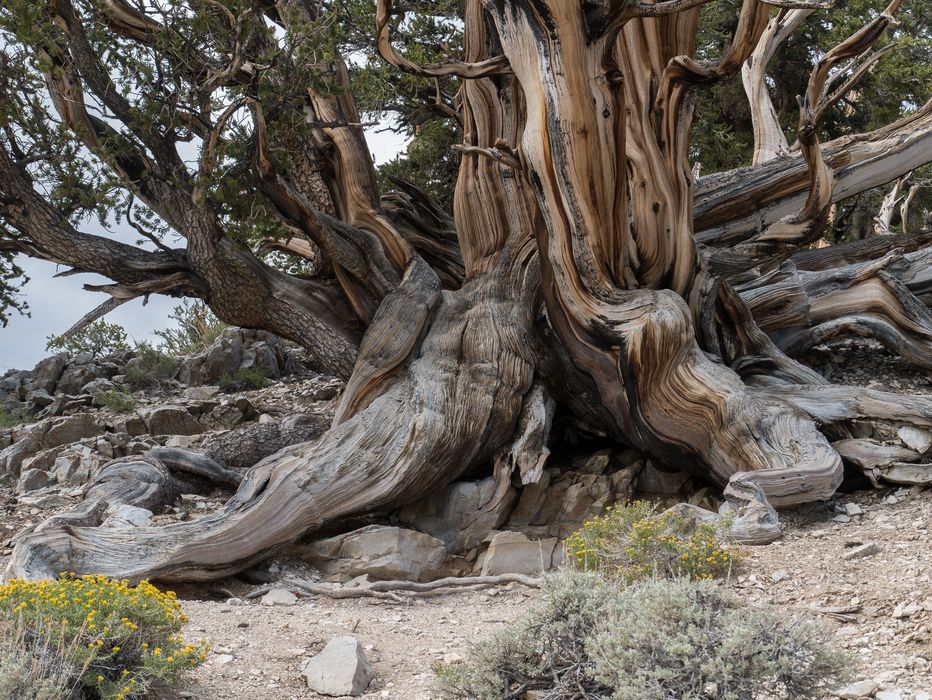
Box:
[0, 611, 90, 699]
[125, 344, 179, 391]
[46, 321, 130, 357]
[153, 301, 227, 356]
[436, 572, 853, 700]
[0, 407, 20, 429]
[98, 389, 137, 414]
[218, 367, 269, 393]
[564, 501, 738, 581]
[0, 574, 208, 700]
[590, 578, 853, 700]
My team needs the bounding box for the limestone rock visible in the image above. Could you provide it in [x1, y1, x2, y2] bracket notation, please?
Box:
[479, 531, 559, 576]
[508, 467, 630, 538]
[302, 525, 447, 582]
[300, 637, 374, 697]
[32, 354, 67, 393]
[836, 680, 880, 699]
[15, 468, 49, 494]
[102, 504, 154, 528]
[396, 477, 517, 553]
[41, 413, 101, 448]
[142, 406, 203, 436]
[260, 588, 299, 607]
[0, 436, 39, 474]
[897, 426, 932, 454]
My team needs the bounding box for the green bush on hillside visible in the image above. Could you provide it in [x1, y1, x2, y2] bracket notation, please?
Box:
[436, 572, 852, 700]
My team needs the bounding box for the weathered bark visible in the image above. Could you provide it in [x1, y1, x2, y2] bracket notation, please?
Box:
[738, 248, 932, 367]
[6, 0, 932, 583]
[9, 238, 539, 581]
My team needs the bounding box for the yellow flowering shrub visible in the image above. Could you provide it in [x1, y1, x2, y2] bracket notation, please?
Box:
[0, 573, 209, 700]
[564, 501, 738, 581]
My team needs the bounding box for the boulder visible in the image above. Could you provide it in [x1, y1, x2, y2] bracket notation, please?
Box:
[177, 328, 291, 385]
[479, 531, 559, 576]
[41, 413, 102, 448]
[301, 525, 447, 582]
[0, 436, 40, 474]
[142, 406, 203, 436]
[300, 637, 374, 697]
[25, 389, 55, 409]
[108, 414, 148, 437]
[183, 385, 221, 401]
[396, 477, 517, 553]
[240, 341, 283, 379]
[32, 354, 67, 393]
[57, 365, 102, 395]
[15, 468, 49, 494]
[49, 446, 99, 485]
[20, 444, 101, 486]
[508, 468, 631, 538]
[84, 378, 117, 398]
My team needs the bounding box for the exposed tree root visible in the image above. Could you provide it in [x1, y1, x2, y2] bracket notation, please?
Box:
[244, 573, 542, 604]
[7, 255, 538, 583]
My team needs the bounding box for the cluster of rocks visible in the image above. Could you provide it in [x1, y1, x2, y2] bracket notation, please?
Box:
[0, 328, 297, 420]
[285, 449, 706, 583]
[0, 329, 343, 545]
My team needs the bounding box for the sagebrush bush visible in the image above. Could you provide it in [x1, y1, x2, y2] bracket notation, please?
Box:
[591, 578, 853, 700]
[0, 611, 90, 699]
[219, 367, 269, 392]
[564, 501, 738, 580]
[125, 344, 179, 390]
[435, 572, 853, 700]
[98, 389, 137, 414]
[0, 574, 208, 700]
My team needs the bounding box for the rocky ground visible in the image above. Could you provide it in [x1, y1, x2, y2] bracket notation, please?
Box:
[1, 334, 930, 699]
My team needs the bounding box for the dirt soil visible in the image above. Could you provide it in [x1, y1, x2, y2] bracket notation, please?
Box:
[156, 484, 931, 700]
[2, 339, 930, 699]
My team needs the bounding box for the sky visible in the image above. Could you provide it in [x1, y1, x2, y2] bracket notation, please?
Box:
[0, 127, 408, 374]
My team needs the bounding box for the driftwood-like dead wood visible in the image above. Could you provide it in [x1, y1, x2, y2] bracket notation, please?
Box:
[739, 251, 932, 368]
[244, 574, 541, 603]
[5, 0, 932, 585]
[8, 242, 540, 582]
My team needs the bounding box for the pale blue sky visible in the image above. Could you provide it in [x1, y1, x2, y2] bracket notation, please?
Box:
[0, 127, 407, 373]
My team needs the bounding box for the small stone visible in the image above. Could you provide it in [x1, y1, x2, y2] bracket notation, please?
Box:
[836, 679, 880, 699]
[893, 602, 921, 619]
[897, 426, 932, 453]
[300, 636, 374, 696]
[225, 597, 246, 606]
[876, 692, 904, 700]
[912, 692, 930, 700]
[214, 654, 235, 666]
[843, 543, 880, 561]
[833, 514, 851, 524]
[442, 652, 464, 665]
[770, 569, 791, 583]
[844, 503, 864, 516]
[260, 588, 298, 607]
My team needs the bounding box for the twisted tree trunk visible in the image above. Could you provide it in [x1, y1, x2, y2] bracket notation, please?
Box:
[6, 0, 932, 582]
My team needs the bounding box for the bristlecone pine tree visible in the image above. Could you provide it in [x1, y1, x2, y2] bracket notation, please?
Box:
[2, 0, 931, 582]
